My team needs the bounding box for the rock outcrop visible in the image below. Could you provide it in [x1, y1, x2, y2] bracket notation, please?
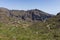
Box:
[0, 7, 53, 22]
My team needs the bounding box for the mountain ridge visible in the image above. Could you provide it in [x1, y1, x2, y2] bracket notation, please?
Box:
[0, 7, 54, 23]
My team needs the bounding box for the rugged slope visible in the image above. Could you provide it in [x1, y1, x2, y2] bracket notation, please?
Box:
[9, 9, 53, 22]
[0, 7, 60, 40]
[0, 12, 59, 40]
[0, 7, 53, 23]
[28, 13, 60, 40]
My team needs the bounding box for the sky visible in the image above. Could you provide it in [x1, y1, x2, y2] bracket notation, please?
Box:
[0, 0, 60, 15]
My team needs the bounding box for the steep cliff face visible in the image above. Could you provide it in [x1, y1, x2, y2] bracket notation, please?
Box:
[26, 9, 53, 21]
[0, 7, 53, 22]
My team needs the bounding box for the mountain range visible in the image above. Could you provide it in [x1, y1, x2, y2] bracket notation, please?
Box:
[0, 7, 60, 40]
[0, 7, 54, 23]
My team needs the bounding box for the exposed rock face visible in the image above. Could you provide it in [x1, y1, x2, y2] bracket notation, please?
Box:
[57, 12, 60, 15]
[0, 7, 53, 22]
